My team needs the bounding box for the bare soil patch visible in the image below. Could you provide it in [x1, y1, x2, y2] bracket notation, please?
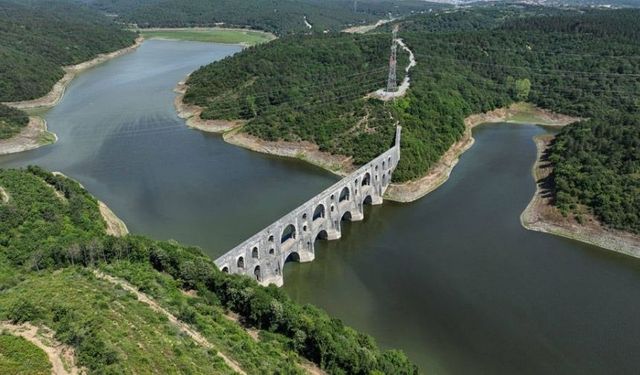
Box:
[0, 322, 82, 375]
[224, 129, 354, 175]
[98, 202, 129, 237]
[0, 186, 8, 204]
[0, 117, 55, 155]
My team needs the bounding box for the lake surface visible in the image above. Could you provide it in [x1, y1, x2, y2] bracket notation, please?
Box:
[2, 40, 639, 374]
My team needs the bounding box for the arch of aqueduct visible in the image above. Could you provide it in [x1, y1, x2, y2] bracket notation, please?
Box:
[215, 126, 401, 286]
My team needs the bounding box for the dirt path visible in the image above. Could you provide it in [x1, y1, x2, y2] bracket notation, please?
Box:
[0, 117, 55, 155]
[343, 19, 392, 34]
[93, 271, 246, 375]
[0, 322, 81, 375]
[0, 186, 8, 203]
[369, 37, 416, 101]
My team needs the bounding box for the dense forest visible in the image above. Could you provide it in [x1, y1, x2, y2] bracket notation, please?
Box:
[0, 0, 136, 102]
[0, 0, 136, 136]
[85, 0, 446, 35]
[185, 5, 640, 233]
[0, 167, 417, 374]
[0, 105, 28, 140]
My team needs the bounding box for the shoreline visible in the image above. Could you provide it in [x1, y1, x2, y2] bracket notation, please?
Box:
[385, 103, 581, 202]
[0, 36, 143, 156]
[0, 116, 56, 155]
[137, 27, 276, 47]
[521, 136, 640, 258]
[51, 172, 129, 238]
[175, 87, 582, 199]
[3, 36, 144, 111]
[173, 79, 355, 175]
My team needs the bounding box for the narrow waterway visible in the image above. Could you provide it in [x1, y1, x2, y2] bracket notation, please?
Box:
[1, 40, 639, 375]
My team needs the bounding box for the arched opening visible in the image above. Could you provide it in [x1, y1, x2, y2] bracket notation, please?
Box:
[281, 224, 296, 243]
[388, 156, 392, 165]
[254, 265, 261, 282]
[302, 213, 307, 220]
[252, 247, 259, 259]
[363, 195, 373, 205]
[275, 262, 281, 275]
[268, 235, 274, 242]
[383, 161, 386, 169]
[341, 211, 352, 221]
[383, 174, 387, 184]
[362, 173, 371, 186]
[313, 204, 325, 221]
[269, 248, 275, 255]
[315, 230, 328, 241]
[237, 256, 244, 269]
[221, 266, 229, 273]
[285, 252, 301, 263]
[339, 187, 350, 202]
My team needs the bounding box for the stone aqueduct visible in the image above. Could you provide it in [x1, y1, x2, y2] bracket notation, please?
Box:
[215, 126, 402, 286]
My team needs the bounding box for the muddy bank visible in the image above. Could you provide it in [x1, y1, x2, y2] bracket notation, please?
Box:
[521, 136, 640, 258]
[174, 78, 245, 133]
[98, 201, 129, 237]
[3, 37, 143, 111]
[385, 103, 581, 202]
[174, 78, 354, 174]
[223, 129, 354, 175]
[0, 117, 56, 155]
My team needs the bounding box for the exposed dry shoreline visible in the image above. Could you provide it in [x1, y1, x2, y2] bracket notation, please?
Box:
[0, 37, 144, 157]
[521, 136, 640, 258]
[51, 172, 129, 237]
[3, 37, 144, 111]
[0, 116, 56, 155]
[386, 103, 581, 202]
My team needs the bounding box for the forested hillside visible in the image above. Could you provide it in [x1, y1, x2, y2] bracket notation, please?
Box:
[184, 6, 640, 233]
[0, 167, 417, 374]
[0, 0, 136, 138]
[0, 1, 136, 102]
[86, 0, 446, 35]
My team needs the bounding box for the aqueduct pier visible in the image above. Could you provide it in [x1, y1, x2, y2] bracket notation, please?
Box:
[215, 126, 401, 286]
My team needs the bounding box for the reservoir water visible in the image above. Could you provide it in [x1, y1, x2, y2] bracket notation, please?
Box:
[1, 40, 639, 374]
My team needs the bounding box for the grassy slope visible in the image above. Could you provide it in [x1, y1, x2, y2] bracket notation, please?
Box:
[140, 28, 275, 45]
[0, 333, 51, 375]
[0, 168, 417, 374]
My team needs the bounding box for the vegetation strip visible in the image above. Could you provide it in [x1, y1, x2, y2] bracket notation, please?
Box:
[93, 271, 246, 374]
[139, 27, 275, 46]
[0, 322, 80, 375]
[521, 136, 640, 257]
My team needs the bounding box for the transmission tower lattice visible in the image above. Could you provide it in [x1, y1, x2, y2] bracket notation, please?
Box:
[386, 26, 398, 93]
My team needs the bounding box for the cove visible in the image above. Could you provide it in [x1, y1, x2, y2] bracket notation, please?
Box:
[1, 40, 639, 375]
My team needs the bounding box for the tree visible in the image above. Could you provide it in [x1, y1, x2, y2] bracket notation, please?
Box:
[515, 78, 531, 101]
